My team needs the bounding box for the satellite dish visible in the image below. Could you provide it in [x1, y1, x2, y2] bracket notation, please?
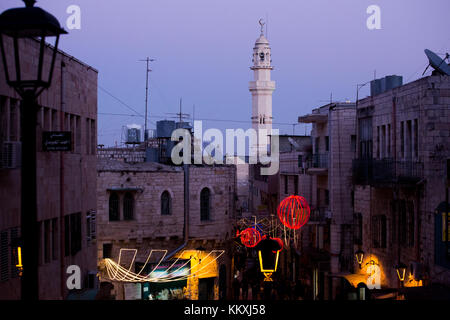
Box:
[423, 49, 450, 76]
[288, 137, 301, 150]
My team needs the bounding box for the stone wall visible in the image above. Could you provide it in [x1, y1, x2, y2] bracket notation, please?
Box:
[0, 37, 98, 299]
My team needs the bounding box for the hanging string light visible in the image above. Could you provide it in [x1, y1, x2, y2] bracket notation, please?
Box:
[102, 249, 225, 283]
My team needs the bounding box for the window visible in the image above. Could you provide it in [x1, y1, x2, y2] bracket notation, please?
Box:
[44, 220, 51, 263]
[103, 243, 112, 259]
[86, 210, 96, 245]
[284, 175, 288, 194]
[399, 200, 407, 246]
[351, 135, 357, 153]
[86, 118, 90, 154]
[372, 215, 387, 248]
[75, 115, 81, 153]
[109, 192, 120, 221]
[414, 119, 418, 158]
[324, 189, 330, 206]
[359, 117, 373, 159]
[90, 119, 96, 155]
[400, 121, 405, 158]
[161, 191, 172, 215]
[0, 230, 8, 282]
[9, 227, 19, 278]
[325, 136, 329, 152]
[65, 213, 82, 257]
[376, 126, 380, 159]
[123, 192, 134, 220]
[406, 120, 412, 160]
[200, 188, 211, 221]
[315, 137, 320, 153]
[9, 100, 18, 141]
[297, 155, 303, 168]
[354, 213, 363, 245]
[407, 201, 415, 247]
[52, 218, 58, 260]
[387, 124, 391, 157]
[70, 213, 82, 256]
[294, 175, 299, 195]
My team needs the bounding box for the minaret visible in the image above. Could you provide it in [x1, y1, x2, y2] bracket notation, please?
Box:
[249, 19, 275, 155]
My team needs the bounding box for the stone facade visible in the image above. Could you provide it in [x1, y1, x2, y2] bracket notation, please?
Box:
[96, 157, 237, 299]
[353, 75, 450, 290]
[297, 102, 357, 299]
[0, 37, 98, 299]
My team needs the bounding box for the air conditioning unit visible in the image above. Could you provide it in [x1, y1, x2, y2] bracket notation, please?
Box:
[1, 141, 21, 169]
[410, 261, 423, 280]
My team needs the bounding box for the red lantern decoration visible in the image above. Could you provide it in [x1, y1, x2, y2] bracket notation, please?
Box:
[277, 195, 310, 230]
[238, 227, 261, 248]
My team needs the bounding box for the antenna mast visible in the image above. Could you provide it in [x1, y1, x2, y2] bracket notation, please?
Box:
[139, 57, 155, 141]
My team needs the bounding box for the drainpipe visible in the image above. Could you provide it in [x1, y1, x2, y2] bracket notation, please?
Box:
[163, 163, 189, 261]
[59, 59, 66, 299]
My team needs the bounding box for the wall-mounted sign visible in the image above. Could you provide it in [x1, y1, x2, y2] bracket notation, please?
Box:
[42, 131, 72, 151]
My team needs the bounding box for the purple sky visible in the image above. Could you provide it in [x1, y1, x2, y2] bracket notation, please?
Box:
[1, 0, 450, 147]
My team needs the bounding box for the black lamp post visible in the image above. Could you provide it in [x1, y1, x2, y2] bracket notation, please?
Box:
[0, 0, 67, 300]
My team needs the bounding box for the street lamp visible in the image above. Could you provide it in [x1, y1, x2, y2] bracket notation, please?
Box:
[355, 249, 364, 269]
[395, 263, 408, 287]
[256, 236, 283, 282]
[0, 0, 67, 300]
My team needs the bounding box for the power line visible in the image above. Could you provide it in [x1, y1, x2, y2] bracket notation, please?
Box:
[98, 85, 144, 117]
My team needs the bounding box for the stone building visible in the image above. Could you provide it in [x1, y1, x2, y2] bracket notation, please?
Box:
[352, 74, 450, 296]
[0, 37, 98, 299]
[298, 102, 357, 299]
[96, 157, 237, 300]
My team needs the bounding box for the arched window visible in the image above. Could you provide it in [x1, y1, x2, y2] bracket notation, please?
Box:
[161, 191, 172, 215]
[200, 188, 211, 221]
[123, 192, 134, 220]
[109, 192, 119, 221]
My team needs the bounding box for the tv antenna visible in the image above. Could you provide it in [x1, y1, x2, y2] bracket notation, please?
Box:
[422, 49, 450, 76]
[138, 57, 156, 140]
[166, 97, 190, 122]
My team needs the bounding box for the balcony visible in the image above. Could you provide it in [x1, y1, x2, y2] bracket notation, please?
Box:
[309, 207, 330, 223]
[352, 159, 424, 186]
[306, 153, 328, 175]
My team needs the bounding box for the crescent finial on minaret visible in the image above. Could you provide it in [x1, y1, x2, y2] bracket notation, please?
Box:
[258, 18, 265, 36]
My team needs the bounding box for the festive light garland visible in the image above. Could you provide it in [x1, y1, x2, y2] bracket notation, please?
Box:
[102, 249, 225, 283]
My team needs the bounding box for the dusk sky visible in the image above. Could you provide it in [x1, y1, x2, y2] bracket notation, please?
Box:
[1, 0, 449, 146]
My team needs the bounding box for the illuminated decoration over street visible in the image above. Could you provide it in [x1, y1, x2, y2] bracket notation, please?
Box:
[237, 227, 262, 248]
[102, 248, 224, 283]
[277, 195, 310, 230]
[236, 215, 301, 249]
[256, 236, 283, 282]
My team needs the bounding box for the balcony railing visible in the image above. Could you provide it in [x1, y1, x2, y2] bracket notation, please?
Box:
[308, 153, 328, 169]
[309, 207, 330, 222]
[352, 158, 424, 185]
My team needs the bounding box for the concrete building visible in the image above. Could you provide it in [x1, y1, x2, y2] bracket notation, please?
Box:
[352, 74, 450, 297]
[0, 37, 98, 299]
[298, 102, 357, 299]
[96, 156, 237, 300]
